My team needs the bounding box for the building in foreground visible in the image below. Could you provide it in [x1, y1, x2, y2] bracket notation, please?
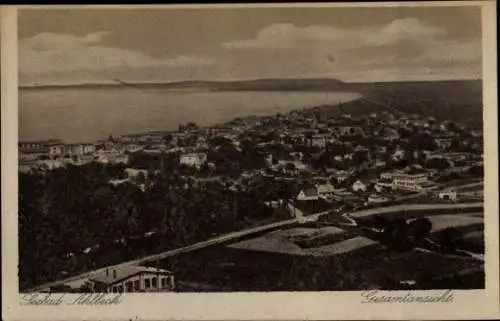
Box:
[87, 265, 175, 293]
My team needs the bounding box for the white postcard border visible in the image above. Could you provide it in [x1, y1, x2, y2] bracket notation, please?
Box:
[2, 2, 499, 320]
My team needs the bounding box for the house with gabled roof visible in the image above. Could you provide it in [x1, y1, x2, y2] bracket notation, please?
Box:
[296, 187, 319, 201]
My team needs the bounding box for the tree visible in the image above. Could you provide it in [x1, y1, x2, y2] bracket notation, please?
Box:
[450, 137, 462, 151]
[408, 217, 433, 240]
[135, 171, 147, 184]
[284, 163, 296, 173]
[469, 165, 484, 177]
[163, 133, 173, 144]
[382, 218, 412, 251]
[186, 122, 198, 129]
[439, 228, 463, 253]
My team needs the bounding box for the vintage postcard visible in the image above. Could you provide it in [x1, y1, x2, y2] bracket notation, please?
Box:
[2, 2, 499, 320]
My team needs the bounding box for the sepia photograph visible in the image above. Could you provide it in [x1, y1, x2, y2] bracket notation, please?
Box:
[2, 2, 499, 320]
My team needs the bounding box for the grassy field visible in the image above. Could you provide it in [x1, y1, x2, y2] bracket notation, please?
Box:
[313, 79, 482, 128]
[355, 206, 483, 223]
[428, 214, 483, 232]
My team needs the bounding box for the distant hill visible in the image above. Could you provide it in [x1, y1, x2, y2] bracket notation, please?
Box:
[20, 78, 349, 91]
[311, 79, 483, 129]
[20, 78, 481, 96]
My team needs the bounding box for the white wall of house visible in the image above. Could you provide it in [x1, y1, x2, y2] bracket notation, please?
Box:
[438, 191, 458, 201]
[180, 153, 207, 168]
[105, 272, 175, 293]
[297, 190, 319, 201]
[352, 181, 367, 192]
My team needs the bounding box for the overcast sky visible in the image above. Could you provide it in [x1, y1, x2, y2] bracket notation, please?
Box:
[18, 5, 482, 85]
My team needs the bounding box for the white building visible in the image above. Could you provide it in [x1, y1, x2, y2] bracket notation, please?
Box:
[96, 152, 130, 164]
[179, 153, 207, 169]
[308, 135, 327, 148]
[19, 139, 65, 159]
[48, 144, 66, 158]
[438, 190, 458, 201]
[87, 265, 175, 293]
[332, 170, 351, 184]
[380, 169, 435, 192]
[352, 180, 368, 192]
[67, 143, 96, 157]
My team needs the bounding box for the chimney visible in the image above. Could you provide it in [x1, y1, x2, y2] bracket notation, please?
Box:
[113, 269, 117, 279]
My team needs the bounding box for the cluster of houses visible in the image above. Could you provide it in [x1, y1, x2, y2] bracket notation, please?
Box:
[19, 139, 130, 173]
[294, 165, 439, 207]
[19, 107, 483, 211]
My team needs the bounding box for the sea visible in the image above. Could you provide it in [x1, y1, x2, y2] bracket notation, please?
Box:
[19, 88, 361, 143]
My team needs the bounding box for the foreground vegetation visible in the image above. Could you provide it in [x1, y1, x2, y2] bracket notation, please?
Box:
[19, 161, 289, 290]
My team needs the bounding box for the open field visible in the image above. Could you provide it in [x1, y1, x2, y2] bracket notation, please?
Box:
[229, 227, 376, 257]
[229, 212, 483, 258]
[352, 203, 483, 220]
[310, 79, 482, 128]
[454, 185, 484, 193]
[428, 214, 483, 232]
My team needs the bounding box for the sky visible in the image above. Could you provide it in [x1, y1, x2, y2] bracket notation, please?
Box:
[18, 5, 483, 85]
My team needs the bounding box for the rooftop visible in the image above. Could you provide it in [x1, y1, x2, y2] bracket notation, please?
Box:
[301, 187, 318, 197]
[19, 139, 62, 145]
[90, 265, 172, 285]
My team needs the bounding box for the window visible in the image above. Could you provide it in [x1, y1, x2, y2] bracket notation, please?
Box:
[134, 280, 140, 290]
[161, 278, 166, 288]
[112, 286, 118, 293]
[152, 277, 157, 288]
[126, 281, 134, 292]
[117, 285, 124, 292]
[145, 278, 151, 288]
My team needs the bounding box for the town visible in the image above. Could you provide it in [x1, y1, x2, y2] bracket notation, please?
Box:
[20, 106, 484, 205]
[19, 104, 484, 293]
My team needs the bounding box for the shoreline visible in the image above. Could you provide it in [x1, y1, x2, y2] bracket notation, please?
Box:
[19, 92, 363, 144]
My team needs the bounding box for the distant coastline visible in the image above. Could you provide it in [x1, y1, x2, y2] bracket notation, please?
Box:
[19, 78, 482, 92]
[19, 90, 362, 143]
[19, 77, 483, 143]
